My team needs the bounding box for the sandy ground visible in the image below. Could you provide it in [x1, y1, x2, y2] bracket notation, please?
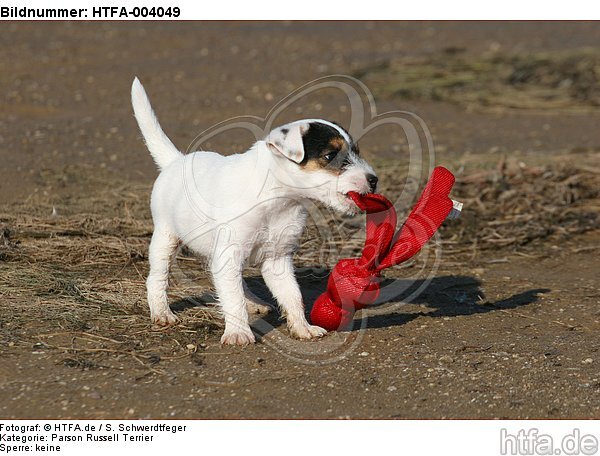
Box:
[0, 22, 599, 419]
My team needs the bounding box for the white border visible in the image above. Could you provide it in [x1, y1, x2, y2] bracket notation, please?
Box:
[1, 420, 599, 456]
[1, 0, 599, 20]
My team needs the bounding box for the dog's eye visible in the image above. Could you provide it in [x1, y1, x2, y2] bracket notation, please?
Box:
[323, 151, 338, 162]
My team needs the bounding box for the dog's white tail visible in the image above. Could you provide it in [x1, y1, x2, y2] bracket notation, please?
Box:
[131, 77, 182, 170]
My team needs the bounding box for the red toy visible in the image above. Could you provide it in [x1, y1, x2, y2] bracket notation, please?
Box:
[310, 166, 458, 331]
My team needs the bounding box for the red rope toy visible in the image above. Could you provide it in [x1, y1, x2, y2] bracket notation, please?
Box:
[310, 166, 459, 331]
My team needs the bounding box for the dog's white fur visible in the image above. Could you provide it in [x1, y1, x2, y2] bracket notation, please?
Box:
[131, 78, 376, 345]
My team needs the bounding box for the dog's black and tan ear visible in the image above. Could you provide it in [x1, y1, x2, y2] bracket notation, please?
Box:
[266, 122, 308, 164]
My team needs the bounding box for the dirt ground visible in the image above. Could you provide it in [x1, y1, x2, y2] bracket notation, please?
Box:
[1, 22, 599, 419]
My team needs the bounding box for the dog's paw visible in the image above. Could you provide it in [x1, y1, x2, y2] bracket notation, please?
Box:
[289, 323, 327, 340]
[221, 328, 256, 346]
[246, 301, 272, 315]
[151, 311, 180, 326]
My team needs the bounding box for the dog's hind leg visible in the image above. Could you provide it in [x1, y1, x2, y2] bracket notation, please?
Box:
[146, 227, 180, 325]
[243, 280, 272, 315]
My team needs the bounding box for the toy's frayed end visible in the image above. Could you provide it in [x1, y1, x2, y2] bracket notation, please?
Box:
[448, 199, 463, 220]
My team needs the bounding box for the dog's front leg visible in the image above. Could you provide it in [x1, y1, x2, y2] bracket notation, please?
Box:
[261, 256, 327, 340]
[211, 255, 255, 346]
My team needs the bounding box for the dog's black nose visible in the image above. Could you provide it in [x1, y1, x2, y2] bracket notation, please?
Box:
[367, 174, 378, 192]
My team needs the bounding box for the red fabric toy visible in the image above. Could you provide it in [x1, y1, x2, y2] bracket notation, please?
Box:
[310, 166, 458, 331]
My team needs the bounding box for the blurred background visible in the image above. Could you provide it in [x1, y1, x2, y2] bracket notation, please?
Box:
[2, 21, 600, 201]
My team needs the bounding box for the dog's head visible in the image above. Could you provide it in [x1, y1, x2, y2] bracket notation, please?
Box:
[265, 119, 377, 214]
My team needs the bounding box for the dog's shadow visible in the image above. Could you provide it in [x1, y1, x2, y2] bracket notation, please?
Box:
[171, 267, 550, 332]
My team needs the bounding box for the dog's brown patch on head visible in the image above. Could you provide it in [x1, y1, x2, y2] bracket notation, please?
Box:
[328, 136, 345, 151]
[303, 159, 342, 175]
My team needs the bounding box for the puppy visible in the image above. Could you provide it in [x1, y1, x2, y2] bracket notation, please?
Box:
[131, 78, 378, 345]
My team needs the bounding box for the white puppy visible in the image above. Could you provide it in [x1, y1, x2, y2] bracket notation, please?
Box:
[131, 78, 378, 345]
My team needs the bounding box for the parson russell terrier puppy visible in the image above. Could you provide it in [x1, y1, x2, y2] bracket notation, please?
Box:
[131, 78, 378, 345]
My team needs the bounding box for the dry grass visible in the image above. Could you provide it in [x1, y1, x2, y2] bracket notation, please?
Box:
[357, 49, 600, 112]
[445, 156, 599, 254]
[0, 167, 222, 374]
